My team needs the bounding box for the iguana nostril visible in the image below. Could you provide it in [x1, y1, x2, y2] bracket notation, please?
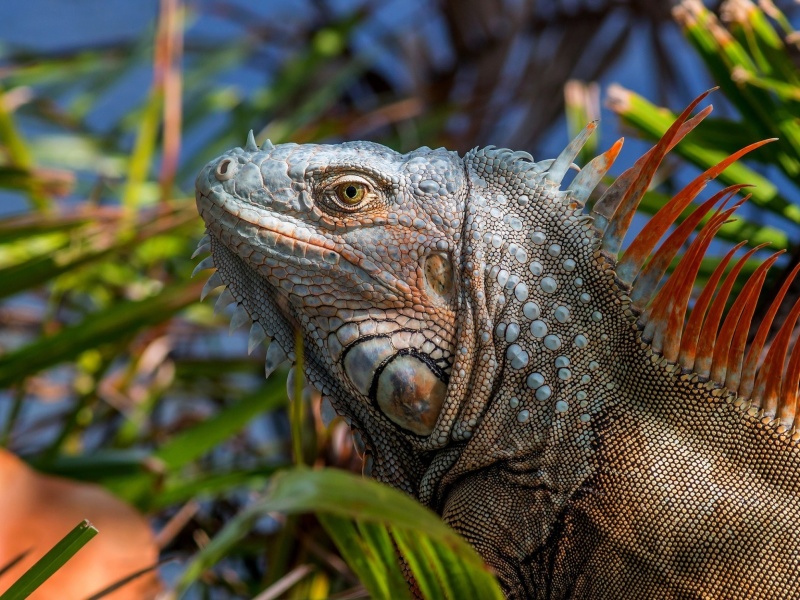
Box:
[215, 158, 235, 181]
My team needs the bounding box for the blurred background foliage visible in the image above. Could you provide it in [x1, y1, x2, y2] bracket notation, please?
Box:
[0, 0, 798, 598]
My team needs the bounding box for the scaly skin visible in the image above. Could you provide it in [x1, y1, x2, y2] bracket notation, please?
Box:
[194, 130, 800, 598]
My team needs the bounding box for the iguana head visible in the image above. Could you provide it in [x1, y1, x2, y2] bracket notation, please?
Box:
[195, 133, 477, 489]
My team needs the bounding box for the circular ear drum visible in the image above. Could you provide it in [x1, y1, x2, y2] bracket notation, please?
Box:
[342, 337, 447, 437]
[375, 354, 446, 436]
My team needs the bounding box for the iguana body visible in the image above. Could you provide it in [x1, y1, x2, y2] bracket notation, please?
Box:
[194, 93, 800, 598]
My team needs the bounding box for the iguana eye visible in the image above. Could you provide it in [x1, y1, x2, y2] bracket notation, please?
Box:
[336, 182, 367, 205]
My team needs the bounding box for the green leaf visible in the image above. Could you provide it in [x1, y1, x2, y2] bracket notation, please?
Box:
[0, 86, 52, 212]
[121, 89, 163, 210]
[109, 382, 287, 507]
[0, 278, 203, 389]
[0, 520, 98, 600]
[0, 210, 91, 245]
[0, 203, 198, 300]
[173, 467, 503, 599]
[674, 3, 800, 177]
[31, 449, 152, 482]
[155, 380, 286, 471]
[318, 516, 409, 599]
[153, 467, 279, 509]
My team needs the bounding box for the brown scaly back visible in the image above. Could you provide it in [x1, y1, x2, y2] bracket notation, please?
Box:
[587, 91, 800, 437]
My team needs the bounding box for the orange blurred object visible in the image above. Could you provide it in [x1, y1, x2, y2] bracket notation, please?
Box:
[0, 450, 161, 599]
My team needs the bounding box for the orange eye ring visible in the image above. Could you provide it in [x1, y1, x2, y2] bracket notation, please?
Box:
[336, 182, 367, 205]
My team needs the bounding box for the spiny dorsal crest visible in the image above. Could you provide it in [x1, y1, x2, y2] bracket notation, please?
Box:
[559, 89, 794, 436]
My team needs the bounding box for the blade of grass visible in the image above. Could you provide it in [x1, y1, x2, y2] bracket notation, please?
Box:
[112, 382, 287, 506]
[353, 520, 409, 596]
[156, 382, 286, 471]
[84, 560, 167, 600]
[155, 0, 184, 201]
[121, 90, 163, 211]
[0, 203, 198, 300]
[317, 516, 403, 600]
[0, 165, 73, 198]
[0, 278, 203, 389]
[154, 467, 280, 509]
[0, 86, 51, 212]
[392, 527, 440, 599]
[172, 468, 503, 598]
[0, 520, 98, 600]
[0, 208, 98, 244]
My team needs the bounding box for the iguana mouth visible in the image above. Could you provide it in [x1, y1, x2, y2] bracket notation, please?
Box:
[196, 190, 339, 263]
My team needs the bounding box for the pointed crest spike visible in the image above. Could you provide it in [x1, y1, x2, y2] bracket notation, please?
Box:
[779, 331, 800, 429]
[642, 208, 727, 357]
[678, 241, 746, 371]
[546, 121, 597, 184]
[191, 242, 211, 259]
[755, 298, 800, 419]
[593, 90, 715, 250]
[320, 396, 337, 427]
[191, 256, 215, 278]
[265, 342, 288, 379]
[230, 304, 251, 332]
[567, 138, 623, 204]
[245, 129, 258, 152]
[739, 262, 800, 400]
[694, 243, 767, 378]
[711, 252, 781, 383]
[261, 138, 275, 151]
[200, 271, 225, 301]
[248, 321, 268, 354]
[619, 181, 752, 286]
[214, 287, 236, 315]
[629, 192, 745, 308]
[720, 252, 783, 392]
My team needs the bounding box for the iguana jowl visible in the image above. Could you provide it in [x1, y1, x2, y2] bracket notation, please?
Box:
[194, 91, 800, 598]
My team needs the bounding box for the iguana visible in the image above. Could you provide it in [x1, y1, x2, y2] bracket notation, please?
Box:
[193, 91, 800, 598]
